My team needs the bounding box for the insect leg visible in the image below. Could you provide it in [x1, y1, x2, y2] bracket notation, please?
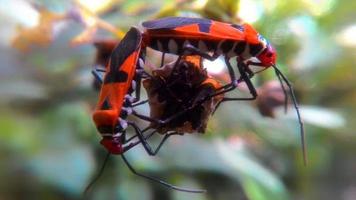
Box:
[128, 122, 183, 156]
[83, 126, 164, 196]
[182, 44, 218, 61]
[121, 154, 206, 193]
[125, 126, 153, 144]
[247, 61, 289, 113]
[131, 48, 147, 103]
[132, 111, 163, 124]
[207, 56, 239, 98]
[180, 46, 240, 101]
[160, 52, 165, 67]
[132, 99, 149, 107]
[212, 61, 258, 113]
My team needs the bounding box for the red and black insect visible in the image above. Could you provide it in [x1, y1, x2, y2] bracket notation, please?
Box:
[88, 28, 205, 193]
[141, 17, 306, 164]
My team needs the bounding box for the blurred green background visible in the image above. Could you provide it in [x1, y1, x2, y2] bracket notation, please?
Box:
[1, 0, 356, 199]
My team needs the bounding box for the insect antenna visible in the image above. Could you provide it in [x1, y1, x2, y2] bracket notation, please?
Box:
[275, 68, 289, 113]
[121, 154, 206, 193]
[273, 65, 307, 166]
[84, 152, 111, 196]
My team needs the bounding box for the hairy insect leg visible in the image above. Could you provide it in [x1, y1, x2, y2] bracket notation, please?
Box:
[121, 154, 205, 193]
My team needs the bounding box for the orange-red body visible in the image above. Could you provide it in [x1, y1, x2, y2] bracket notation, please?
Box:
[92, 28, 144, 154]
[92, 17, 277, 154]
[142, 17, 276, 67]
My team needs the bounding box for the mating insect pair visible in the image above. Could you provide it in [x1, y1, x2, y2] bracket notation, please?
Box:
[87, 16, 306, 194]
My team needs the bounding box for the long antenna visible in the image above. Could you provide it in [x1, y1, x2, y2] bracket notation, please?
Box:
[275, 69, 289, 113]
[273, 65, 307, 166]
[84, 152, 111, 196]
[121, 154, 206, 193]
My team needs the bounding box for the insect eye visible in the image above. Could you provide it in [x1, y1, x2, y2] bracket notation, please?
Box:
[267, 53, 273, 57]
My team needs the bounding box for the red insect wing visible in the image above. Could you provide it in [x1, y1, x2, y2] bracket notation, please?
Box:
[208, 21, 245, 41]
[243, 23, 259, 44]
[174, 24, 201, 33]
[144, 18, 246, 42]
[93, 27, 142, 132]
[93, 51, 139, 128]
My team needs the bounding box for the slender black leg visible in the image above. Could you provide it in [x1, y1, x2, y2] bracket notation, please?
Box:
[121, 154, 205, 193]
[181, 46, 258, 103]
[132, 111, 162, 124]
[182, 44, 219, 61]
[132, 99, 149, 107]
[181, 45, 239, 100]
[246, 61, 289, 113]
[136, 69, 153, 79]
[215, 62, 258, 101]
[212, 61, 258, 114]
[160, 53, 165, 67]
[128, 122, 183, 156]
[273, 66, 306, 166]
[133, 75, 142, 103]
[206, 57, 238, 99]
[236, 61, 258, 100]
[124, 125, 156, 148]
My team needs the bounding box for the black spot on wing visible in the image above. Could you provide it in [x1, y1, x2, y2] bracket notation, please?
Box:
[231, 24, 244, 32]
[198, 22, 211, 33]
[105, 27, 141, 84]
[104, 70, 128, 83]
[101, 97, 111, 110]
[143, 17, 211, 30]
[249, 44, 264, 56]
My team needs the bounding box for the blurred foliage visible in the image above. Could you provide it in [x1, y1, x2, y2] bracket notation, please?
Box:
[1, 0, 356, 200]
